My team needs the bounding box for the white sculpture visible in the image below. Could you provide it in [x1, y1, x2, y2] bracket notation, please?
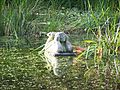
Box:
[44, 32, 73, 76]
[44, 32, 64, 53]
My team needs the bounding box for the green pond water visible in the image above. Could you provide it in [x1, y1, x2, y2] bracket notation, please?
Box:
[0, 31, 119, 90]
[0, 48, 86, 90]
[0, 48, 120, 90]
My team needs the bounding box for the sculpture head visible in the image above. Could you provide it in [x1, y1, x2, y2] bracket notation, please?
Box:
[47, 32, 55, 37]
[59, 32, 68, 42]
[54, 32, 61, 41]
[46, 32, 56, 41]
[54, 32, 68, 42]
[47, 32, 69, 42]
[45, 32, 72, 53]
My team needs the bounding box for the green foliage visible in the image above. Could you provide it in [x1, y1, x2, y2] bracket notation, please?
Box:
[76, 15, 120, 89]
[0, 0, 5, 13]
[0, 0, 119, 47]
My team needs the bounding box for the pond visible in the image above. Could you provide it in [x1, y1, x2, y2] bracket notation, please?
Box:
[0, 48, 86, 89]
[0, 31, 119, 90]
[0, 48, 120, 90]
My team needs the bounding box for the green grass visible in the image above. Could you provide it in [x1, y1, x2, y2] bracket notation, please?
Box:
[0, 0, 119, 46]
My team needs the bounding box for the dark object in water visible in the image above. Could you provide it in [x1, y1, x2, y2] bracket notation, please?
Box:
[53, 52, 76, 57]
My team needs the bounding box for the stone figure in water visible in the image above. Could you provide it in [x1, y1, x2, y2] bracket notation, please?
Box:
[56, 32, 73, 52]
[44, 32, 64, 53]
[44, 32, 73, 76]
